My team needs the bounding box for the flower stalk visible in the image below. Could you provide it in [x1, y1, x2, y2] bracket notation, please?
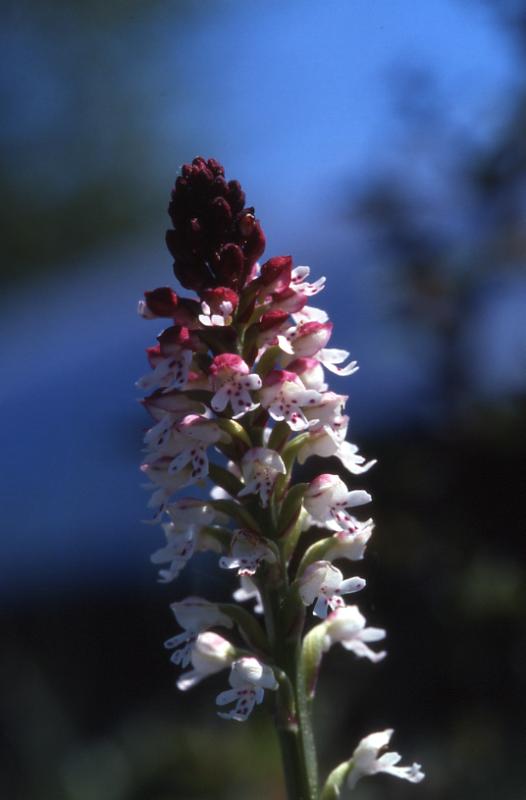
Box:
[137, 157, 424, 798]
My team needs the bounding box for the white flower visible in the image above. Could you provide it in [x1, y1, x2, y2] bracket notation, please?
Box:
[291, 305, 329, 324]
[297, 423, 342, 464]
[233, 575, 263, 614]
[142, 392, 205, 423]
[298, 561, 366, 618]
[297, 422, 376, 476]
[290, 265, 326, 297]
[150, 500, 220, 583]
[287, 321, 333, 358]
[304, 474, 372, 531]
[136, 348, 193, 393]
[219, 529, 277, 576]
[151, 524, 194, 583]
[259, 370, 322, 431]
[337, 440, 378, 475]
[238, 447, 287, 507]
[287, 357, 328, 392]
[177, 632, 235, 691]
[325, 520, 374, 562]
[216, 657, 278, 721]
[164, 597, 233, 668]
[322, 605, 386, 663]
[143, 415, 224, 482]
[317, 347, 359, 376]
[348, 729, 425, 789]
[302, 391, 348, 429]
[209, 354, 262, 417]
[141, 460, 198, 522]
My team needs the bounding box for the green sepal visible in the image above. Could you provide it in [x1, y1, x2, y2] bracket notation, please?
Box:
[208, 463, 244, 497]
[199, 525, 233, 550]
[300, 623, 327, 700]
[277, 483, 308, 537]
[320, 761, 352, 800]
[183, 389, 214, 405]
[197, 325, 238, 356]
[268, 419, 292, 452]
[281, 432, 311, 472]
[218, 603, 270, 654]
[215, 418, 252, 448]
[209, 498, 262, 533]
[281, 507, 309, 565]
[255, 345, 282, 378]
[296, 535, 333, 578]
[274, 668, 298, 733]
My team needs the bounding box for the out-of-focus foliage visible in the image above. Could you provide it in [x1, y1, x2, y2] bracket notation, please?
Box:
[1, 0, 195, 285]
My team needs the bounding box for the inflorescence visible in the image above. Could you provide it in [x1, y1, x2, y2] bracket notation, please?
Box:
[137, 157, 424, 796]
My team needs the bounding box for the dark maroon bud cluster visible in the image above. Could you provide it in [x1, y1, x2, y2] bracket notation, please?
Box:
[166, 157, 266, 293]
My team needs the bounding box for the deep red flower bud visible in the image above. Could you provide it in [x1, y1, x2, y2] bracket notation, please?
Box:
[260, 256, 293, 291]
[143, 287, 179, 317]
[243, 219, 266, 266]
[226, 180, 246, 213]
[214, 243, 245, 287]
[259, 310, 290, 332]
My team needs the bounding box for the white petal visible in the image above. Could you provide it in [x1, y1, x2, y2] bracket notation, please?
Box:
[340, 576, 366, 595]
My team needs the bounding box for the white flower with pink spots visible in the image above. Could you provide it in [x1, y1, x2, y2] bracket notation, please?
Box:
[216, 657, 278, 721]
[259, 370, 322, 431]
[298, 560, 366, 618]
[322, 605, 386, 663]
[164, 597, 233, 668]
[238, 447, 287, 507]
[304, 474, 372, 531]
[177, 632, 235, 691]
[210, 354, 262, 417]
[220, 529, 277, 576]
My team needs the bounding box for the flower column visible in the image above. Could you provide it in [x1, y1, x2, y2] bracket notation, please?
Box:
[137, 157, 424, 800]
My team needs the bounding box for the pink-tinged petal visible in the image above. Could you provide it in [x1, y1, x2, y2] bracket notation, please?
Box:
[289, 321, 333, 357]
[270, 286, 308, 314]
[210, 353, 249, 377]
[292, 305, 329, 324]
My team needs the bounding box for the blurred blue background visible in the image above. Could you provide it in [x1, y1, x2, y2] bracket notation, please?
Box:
[2, 1, 525, 798]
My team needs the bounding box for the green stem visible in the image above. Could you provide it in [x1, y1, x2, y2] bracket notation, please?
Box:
[294, 642, 319, 798]
[265, 580, 319, 799]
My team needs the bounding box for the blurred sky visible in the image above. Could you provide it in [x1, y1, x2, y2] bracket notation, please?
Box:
[2, 0, 524, 599]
